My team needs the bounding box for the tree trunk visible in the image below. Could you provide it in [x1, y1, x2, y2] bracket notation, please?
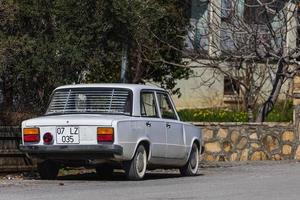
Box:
[132, 43, 143, 84]
[120, 43, 128, 83]
[256, 60, 286, 122]
[244, 62, 255, 122]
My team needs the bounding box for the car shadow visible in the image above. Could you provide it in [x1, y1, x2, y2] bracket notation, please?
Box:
[54, 171, 204, 181]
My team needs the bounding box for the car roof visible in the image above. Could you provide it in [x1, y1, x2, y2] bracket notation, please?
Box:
[55, 83, 165, 92]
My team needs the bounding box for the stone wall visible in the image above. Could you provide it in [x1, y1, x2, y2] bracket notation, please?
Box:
[190, 75, 300, 162]
[194, 122, 299, 162]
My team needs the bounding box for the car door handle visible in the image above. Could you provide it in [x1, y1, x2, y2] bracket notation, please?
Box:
[146, 122, 152, 127]
[166, 123, 171, 129]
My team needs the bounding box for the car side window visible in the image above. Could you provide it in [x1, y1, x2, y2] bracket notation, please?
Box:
[140, 92, 158, 117]
[157, 93, 177, 120]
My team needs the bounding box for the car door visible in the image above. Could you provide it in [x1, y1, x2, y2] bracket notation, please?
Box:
[156, 92, 186, 159]
[140, 91, 167, 160]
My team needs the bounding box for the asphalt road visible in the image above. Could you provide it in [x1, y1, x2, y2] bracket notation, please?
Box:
[1, 161, 300, 200]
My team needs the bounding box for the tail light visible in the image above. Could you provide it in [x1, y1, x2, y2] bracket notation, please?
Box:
[97, 127, 114, 143]
[23, 128, 40, 143]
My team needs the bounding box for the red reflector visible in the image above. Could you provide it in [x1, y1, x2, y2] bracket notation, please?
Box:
[43, 132, 53, 144]
[97, 134, 113, 142]
[24, 134, 40, 143]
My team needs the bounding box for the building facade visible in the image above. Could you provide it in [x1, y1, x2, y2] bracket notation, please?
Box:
[172, 0, 299, 109]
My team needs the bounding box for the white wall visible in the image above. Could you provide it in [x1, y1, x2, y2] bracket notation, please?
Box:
[172, 66, 292, 109]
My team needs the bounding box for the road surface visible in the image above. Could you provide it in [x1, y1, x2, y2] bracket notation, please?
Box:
[1, 161, 300, 200]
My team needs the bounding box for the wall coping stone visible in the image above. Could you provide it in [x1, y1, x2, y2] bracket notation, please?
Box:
[191, 122, 293, 127]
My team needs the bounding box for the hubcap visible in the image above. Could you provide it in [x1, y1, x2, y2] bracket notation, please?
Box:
[190, 151, 197, 168]
[190, 146, 199, 173]
[136, 150, 146, 177]
[137, 152, 144, 172]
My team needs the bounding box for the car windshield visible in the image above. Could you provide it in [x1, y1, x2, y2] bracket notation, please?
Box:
[45, 88, 132, 115]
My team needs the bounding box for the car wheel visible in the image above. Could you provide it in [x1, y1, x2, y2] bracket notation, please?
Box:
[180, 143, 199, 176]
[124, 145, 147, 180]
[96, 165, 114, 178]
[37, 160, 60, 180]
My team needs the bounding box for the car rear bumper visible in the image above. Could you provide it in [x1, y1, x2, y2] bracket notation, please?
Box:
[19, 144, 123, 159]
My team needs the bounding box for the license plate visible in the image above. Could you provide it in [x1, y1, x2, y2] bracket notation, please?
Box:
[56, 127, 80, 144]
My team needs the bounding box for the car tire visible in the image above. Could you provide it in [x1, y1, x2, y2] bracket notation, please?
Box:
[180, 143, 199, 176]
[37, 160, 60, 180]
[124, 145, 147, 180]
[96, 165, 114, 178]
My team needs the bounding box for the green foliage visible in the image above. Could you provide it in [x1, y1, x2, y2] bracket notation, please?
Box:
[0, 0, 190, 124]
[265, 100, 293, 122]
[178, 100, 293, 122]
[178, 109, 248, 122]
[99, 0, 191, 93]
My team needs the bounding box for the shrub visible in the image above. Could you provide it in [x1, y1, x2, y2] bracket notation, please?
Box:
[178, 100, 293, 122]
[178, 109, 248, 122]
[265, 100, 293, 122]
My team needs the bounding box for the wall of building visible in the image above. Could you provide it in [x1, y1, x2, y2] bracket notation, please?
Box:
[172, 66, 292, 109]
[172, 67, 224, 109]
[175, 0, 298, 110]
[187, 0, 298, 56]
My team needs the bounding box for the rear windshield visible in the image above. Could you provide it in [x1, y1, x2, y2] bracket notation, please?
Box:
[46, 88, 132, 115]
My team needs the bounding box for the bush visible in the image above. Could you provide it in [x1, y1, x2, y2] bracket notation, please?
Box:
[178, 109, 248, 122]
[178, 100, 293, 122]
[265, 100, 293, 122]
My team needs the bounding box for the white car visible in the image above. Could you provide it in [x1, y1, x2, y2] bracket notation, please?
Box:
[20, 84, 202, 180]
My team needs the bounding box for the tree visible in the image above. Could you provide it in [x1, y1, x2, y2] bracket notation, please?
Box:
[0, 0, 191, 124]
[86, 0, 191, 93]
[0, 0, 82, 123]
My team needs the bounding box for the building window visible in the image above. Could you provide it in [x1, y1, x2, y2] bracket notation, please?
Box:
[244, 0, 285, 24]
[185, 0, 209, 53]
[221, 0, 233, 22]
[224, 76, 240, 95]
[220, 0, 244, 52]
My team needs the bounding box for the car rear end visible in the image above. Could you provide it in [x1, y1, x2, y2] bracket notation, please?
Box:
[20, 86, 133, 165]
[20, 118, 123, 163]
